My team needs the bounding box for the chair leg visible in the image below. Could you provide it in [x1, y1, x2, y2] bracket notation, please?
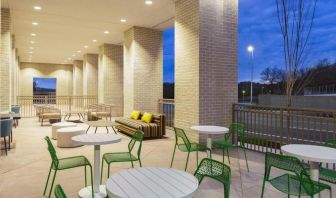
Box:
[43, 164, 53, 195]
[196, 151, 199, 167]
[261, 179, 266, 198]
[85, 165, 87, 186]
[48, 169, 57, 198]
[90, 166, 94, 198]
[185, 152, 190, 171]
[226, 148, 230, 164]
[222, 148, 225, 164]
[139, 159, 142, 167]
[100, 160, 104, 184]
[107, 164, 111, 179]
[170, 145, 176, 168]
[131, 160, 134, 168]
[4, 137, 7, 155]
[242, 147, 249, 172]
[8, 136, 11, 150]
[11, 130, 13, 142]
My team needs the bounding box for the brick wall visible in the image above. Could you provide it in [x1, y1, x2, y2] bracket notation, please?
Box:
[83, 54, 98, 96]
[73, 60, 83, 96]
[123, 26, 163, 116]
[175, 0, 238, 143]
[98, 44, 123, 116]
[19, 62, 73, 96]
[0, 8, 11, 111]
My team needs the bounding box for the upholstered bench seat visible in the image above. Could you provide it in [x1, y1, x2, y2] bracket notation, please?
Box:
[57, 127, 85, 148]
[51, 122, 77, 140]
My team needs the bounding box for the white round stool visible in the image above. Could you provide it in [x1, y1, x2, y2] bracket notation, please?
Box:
[51, 122, 77, 140]
[57, 127, 85, 148]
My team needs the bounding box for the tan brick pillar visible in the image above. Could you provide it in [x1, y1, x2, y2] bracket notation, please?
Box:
[175, 0, 238, 143]
[98, 44, 123, 116]
[73, 60, 83, 96]
[0, 8, 11, 111]
[123, 26, 163, 116]
[83, 54, 98, 96]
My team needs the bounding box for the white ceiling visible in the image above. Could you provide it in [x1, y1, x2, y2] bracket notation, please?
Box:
[2, 0, 175, 64]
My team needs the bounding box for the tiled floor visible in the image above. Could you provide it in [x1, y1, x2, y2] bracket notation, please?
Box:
[0, 117, 334, 198]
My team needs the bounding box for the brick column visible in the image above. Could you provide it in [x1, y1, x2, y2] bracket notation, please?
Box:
[73, 60, 83, 96]
[123, 26, 163, 116]
[175, 0, 238, 143]
[83, 54, 98, 96]
[98, 44, 123, 116]
[0, 8, 11, 111]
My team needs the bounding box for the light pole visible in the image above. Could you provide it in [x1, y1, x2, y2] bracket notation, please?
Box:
[242, 90, 246, 102]
[247, 45, 254, 104]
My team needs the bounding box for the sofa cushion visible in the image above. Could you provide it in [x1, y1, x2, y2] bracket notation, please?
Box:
[130, 111, 141, 120]
[141, 112, 153, 123]
[116, 118, 143, 129]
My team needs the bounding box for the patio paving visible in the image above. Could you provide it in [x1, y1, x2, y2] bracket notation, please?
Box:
[0, 117, 335, 198]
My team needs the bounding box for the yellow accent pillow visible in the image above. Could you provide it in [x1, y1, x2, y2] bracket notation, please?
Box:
[141, 112, 153, 123]
[130, 111, 141, 120]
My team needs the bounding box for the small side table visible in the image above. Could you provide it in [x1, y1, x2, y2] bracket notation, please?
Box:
[85, 120, 119, 134]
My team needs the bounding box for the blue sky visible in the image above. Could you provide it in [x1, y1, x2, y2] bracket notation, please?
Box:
[163, 0, 336, 83]
[33, 78, 56, 89]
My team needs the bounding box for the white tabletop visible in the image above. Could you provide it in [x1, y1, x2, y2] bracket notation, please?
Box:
[72, 134, 121, 145]
[52, 121, 77, 127]
[191, 125, 229, 135]
[106, 167, 199, 198]
[57, 126, 85, 133]
[281, 144, 336, 163]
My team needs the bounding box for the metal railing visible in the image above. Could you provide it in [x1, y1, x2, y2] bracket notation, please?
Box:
[158, 99, 175, 127]
[233, 103, 336, 151]
[304, 84, 336, 95]
[17, 95, 98, 117]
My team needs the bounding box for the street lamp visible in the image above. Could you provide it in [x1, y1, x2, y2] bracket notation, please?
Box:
[242, 90, 246, 102]
[247, 45, 254, 104]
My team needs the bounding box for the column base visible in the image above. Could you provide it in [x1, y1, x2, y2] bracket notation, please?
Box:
[78, 185, 107, 198]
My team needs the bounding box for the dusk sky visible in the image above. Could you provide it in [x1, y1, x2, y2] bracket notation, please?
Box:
[163, 0, 336, 83]
[33, 78, 56, 89]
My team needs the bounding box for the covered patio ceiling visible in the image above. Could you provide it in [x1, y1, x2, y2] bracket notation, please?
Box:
[2, 0, 174, 64]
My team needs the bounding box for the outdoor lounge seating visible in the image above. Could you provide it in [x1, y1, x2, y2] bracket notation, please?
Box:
[261, 152, 332, 198]
[115, 112, 166, 138]
[54, 184, 67, 198]
[86, 104, 113, 121]
[43, 136, 93, 198]
[171, 127, 211, 171]
[0, 119, 13, 156]
[40, 106, 62, 126]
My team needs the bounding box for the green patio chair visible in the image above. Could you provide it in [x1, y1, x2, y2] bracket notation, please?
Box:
[54, 184, 67, 198]
[318, 139, 336, 184]
[261, 152, 332, 198]
[170, 127, 211, 171]
[212, 123, 249, 172]
[43, 136, 93, 198]
[101, 130, 144, 182]
[194, 158, 231, 198]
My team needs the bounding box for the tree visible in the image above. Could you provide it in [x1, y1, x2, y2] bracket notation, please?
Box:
[275, 0, 317, 106]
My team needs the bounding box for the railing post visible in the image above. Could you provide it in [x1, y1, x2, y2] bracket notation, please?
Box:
[44, 96, 48, 104]
[280, 107, 284, 148]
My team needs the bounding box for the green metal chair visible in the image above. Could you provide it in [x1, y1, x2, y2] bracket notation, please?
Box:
[54, 184, 67, 198]
[318, 139, 336, 184]
[170, 127, 211, 171]
[101, 130, 144, 182]
[194, 158, 231, 198]
[212, 123, 249, 172]
[43, 136, 93, 198]
[261, 152, 332, 198]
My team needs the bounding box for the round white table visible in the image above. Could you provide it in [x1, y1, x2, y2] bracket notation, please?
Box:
[72, 134, 122, 198]
[191, 125, 229, 157]
[106, 167, 199, 198]
[281, 144, 336, 198]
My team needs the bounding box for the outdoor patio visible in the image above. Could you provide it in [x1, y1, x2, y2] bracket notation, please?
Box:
[0, 117, 335, 198]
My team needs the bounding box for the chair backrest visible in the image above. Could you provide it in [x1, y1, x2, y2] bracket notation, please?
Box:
[44, 136, 59, 167]
[173, 127, 191, 151]
[264, 152, 313, 194]
[128, 130, 144, 158]
[11, 106, 20, 113]
[0, 119, 13, 137]
[226, 123, 245, 144]
[54, 184, 67, 198]
[325, 139, 336, 148]
[194, 158, 231, 185]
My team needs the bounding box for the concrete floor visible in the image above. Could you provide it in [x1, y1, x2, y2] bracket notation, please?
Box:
[0, 117, 334, 198]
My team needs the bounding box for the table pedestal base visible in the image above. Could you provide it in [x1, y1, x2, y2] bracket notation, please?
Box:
[78, 185, 107, 198]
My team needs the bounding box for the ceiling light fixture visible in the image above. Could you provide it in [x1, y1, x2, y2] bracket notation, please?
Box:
[31, 33, 36, 36]
[33, 6, 42, 10]
[29, 51, 33, 54]
[104, 31, 110, 34]
[77, 50, 81, 53]
[84, 45, 88, 48]
[30, 41, 35, 44]
[32, 22, 39, 26]
[120, 18, 127, 23]
[92, 39, 97, 42]
[145, 1, 153, 5]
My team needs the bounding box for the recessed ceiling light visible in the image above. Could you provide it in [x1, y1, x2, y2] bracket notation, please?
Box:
[32, 22, 39, 26]
[31, 33, 36, 36]
[30, 41, 35, 44]
[145, 1, 153, 5]
[33, 6, 42, 10]
[84, 45, 88, 48]
[120, 18, 127, 23]
[92, 39, 97, 42]
[77, 50, 81, 53]
[104, 31, 110, 34]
